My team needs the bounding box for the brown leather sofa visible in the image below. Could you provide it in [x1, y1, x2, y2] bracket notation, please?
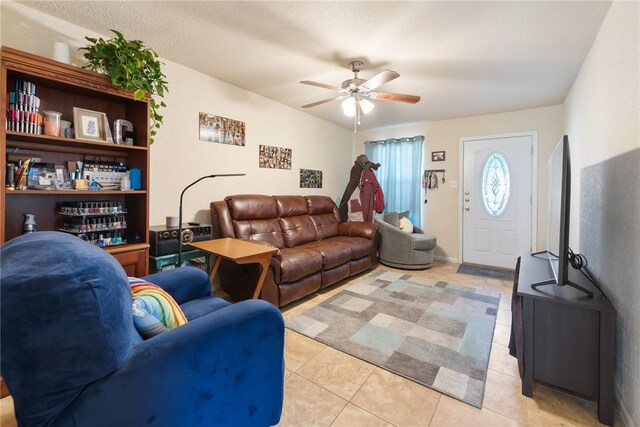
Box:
[210, 194, 378, 307]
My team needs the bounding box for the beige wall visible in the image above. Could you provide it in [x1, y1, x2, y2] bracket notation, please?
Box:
[563, 1, 639, 425]
[0, 1, 354, 226]
[355, 105, 564, 261]
[564, 0, 640, 249]
[149, 60, 352, 225]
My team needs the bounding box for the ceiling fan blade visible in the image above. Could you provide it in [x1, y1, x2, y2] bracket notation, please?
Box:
[360, 70, 400, 92]
[370, 92, 421, 104]
[301, 97, 341, 108]
[300, 80, 343, 92]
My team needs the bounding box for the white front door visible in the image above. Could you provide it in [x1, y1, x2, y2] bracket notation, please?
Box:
[462, 134, 534, 269]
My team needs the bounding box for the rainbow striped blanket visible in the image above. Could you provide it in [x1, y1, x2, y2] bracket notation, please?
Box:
[129, 278, 188, 330]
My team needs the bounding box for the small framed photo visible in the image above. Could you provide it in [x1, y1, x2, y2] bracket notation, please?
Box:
[431, 151, 446, 162]
[73, 108, 108, 142]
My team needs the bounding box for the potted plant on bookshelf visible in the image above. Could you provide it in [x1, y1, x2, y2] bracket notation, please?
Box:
[80, 30, 168, 144]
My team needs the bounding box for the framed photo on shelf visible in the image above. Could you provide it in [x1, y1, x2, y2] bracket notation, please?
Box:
[73, 107, 108, 142]
[431, 150, 446, 162]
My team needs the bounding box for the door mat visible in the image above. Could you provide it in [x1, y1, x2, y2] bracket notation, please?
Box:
[286, 270, 500, 408]
[457, 264, 515, 281]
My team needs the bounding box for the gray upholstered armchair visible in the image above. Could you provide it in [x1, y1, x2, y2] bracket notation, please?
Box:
[374, 215, 437, 269]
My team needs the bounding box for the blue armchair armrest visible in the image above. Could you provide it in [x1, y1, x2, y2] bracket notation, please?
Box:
[56, 299, 285, 427]
[143, 266, 211, 304]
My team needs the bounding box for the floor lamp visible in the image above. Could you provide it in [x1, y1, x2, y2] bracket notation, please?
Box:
[176, 173, 245, 266]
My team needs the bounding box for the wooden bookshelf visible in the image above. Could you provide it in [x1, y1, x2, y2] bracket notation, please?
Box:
[1, 47, 150, 273]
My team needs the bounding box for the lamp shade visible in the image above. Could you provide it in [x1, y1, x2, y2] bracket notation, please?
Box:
[360, 98, 375, 115]
[341, 97, 356, 117]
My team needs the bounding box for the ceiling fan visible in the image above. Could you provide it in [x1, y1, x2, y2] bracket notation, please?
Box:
[300, 60, 420, 130]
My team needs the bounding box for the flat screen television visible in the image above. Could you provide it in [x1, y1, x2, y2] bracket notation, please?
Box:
[532, 135, 592, 297]
[547, 135, 570, 285]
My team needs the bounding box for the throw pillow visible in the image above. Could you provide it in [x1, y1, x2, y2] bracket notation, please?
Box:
[132, 300, 168, 339]
[383, 212, 401, 228]
[399, 216, 414, 233]
[399, 211, 410, 220]
[129, 277, 188, 339]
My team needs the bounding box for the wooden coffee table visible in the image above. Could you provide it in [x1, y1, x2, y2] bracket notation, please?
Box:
[188, 238, 278, 299]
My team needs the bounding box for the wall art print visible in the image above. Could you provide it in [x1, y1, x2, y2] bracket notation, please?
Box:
[199, 112, 245, 146]
[300, 168, 322, 188]
[259, 144, 292, 169]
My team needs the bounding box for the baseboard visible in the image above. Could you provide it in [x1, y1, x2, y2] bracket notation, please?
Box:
[434, 255, 460, 263]
[615, 382, 634, 427]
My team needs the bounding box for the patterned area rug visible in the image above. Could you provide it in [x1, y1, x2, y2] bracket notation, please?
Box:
[286, 270, 500, 408]
[457, 264, 515, 281]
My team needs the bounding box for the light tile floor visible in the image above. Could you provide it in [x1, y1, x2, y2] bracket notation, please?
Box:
[0, 261, 614, 426]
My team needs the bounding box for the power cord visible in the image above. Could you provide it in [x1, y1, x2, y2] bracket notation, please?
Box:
[568, 247, 604, 295]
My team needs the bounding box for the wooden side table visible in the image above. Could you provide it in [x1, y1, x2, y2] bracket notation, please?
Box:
[189, 238, 278, 299]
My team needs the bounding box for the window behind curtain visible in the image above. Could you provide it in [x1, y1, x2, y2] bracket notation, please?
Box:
[365, 136, 424, 227]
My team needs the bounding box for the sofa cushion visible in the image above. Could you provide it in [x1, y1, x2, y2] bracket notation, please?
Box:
[307, 195, 340, 239]
[226, 194, 278, 220]
[275, 195, 319, 247]
[383, 211, 409, 229]
[233, 218, 285, 248]
[299, 240, 351, 269]
[328, 236, 372, 259]
[278, 215, 318, 247]
[413, 233, 437, 251]
[279, 247, 323, 282]
[306, 196, 338, 215]
[383, 211, 400, 228]
[310, 213, 340, 240]
[130, 279, 188, 339]
[180, 296, 231, 321]
[275, 195, 308, 217]
[399, 217, 414, 233]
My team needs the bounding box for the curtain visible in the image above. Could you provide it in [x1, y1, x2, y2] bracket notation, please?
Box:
[365, 136, 424, 227]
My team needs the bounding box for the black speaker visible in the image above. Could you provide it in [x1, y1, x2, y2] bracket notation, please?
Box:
[149, 223, 212, 256]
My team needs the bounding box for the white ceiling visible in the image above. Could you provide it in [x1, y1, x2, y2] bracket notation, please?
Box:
[19, 1, 612, 131]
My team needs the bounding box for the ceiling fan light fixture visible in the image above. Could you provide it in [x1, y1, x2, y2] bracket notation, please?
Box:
[341, 97, 356, 117]
[360, 98, 375, 115]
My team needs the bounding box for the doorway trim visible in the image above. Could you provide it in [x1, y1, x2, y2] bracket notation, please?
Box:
[458, 131, 538, 266]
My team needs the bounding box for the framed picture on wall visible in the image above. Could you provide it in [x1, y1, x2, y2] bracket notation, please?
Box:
[199, 112, 246, 146]
[300, 169, 322, 188]
[431, 151, 445, 162]
[259, 144, 292, 169]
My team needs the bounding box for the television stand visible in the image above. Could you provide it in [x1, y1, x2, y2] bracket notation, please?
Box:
[531, 278, 593, 297]
[528, 251, 593, 297]
[515, 252, 615, 425]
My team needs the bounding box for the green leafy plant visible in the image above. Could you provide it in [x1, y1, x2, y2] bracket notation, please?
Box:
[80, 30, 168, 144]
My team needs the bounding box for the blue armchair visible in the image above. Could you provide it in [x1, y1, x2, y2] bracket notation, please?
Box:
[1, 232, 284, 427]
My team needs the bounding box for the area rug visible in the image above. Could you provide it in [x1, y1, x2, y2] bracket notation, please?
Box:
[286, 270, 500, 408]
[457, 264, 515, 281]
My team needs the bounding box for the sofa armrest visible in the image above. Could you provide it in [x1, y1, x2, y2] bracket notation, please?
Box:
[375, 218, 416, 242]
[338, 221, 378, 240]
[61, 300, 285, 427]
[142, 266, 211, 304]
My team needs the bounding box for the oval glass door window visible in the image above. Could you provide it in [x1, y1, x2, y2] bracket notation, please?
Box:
[482, 153, 511, 217]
